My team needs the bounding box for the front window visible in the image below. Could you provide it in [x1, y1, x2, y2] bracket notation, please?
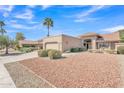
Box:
[98, 43, 110, 49]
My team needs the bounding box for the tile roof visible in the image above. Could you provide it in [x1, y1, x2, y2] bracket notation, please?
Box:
[79, 32, 99, 37]
[79, 31, 120, 41]
[100, 31, 120, 41]
[19, 40, 43, 45]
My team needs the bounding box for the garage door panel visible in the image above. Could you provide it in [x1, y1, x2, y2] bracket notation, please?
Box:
[46, 43, 59, 50]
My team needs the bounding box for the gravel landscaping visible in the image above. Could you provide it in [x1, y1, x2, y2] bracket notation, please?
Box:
[4, 62, 53, 88]
[19, 52, 121, 88]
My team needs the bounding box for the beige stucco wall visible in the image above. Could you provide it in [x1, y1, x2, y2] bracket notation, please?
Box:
[81, 36, 97, 50]
[92, 37, 98, 50]
[62, 35, 82, 52]
[115, 43, 124, 51]
[43, 34, 82, 52]
[43, 35, 63, 51]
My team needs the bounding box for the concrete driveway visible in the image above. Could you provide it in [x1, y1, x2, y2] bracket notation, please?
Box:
[117, 54, 124, 87]
[0, 51, 38, 88]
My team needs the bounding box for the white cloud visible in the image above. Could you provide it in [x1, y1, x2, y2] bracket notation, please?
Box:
[9, 21, 41, 30]
[101, 25, 124, 32]
[14, 9, 34, 20]
[0, 5, 14, 17]
[6, 19, 41, 30]
[0, 5, 14, 12]
[42, 5, 53, 10]
[28, 21, 39, 24]
[7, 29, 18, 33]
[76, 5, 105, 18]
[11, 24, 25, 29]
[11, 23, 35, 29]
[28, 5, 36, 8]
[74, 17, 98, 23]
[3, 12, 9, 17]
[63, 5, 87, 8]
[9, 20, 17, 23]
[72, 5, 112, 23]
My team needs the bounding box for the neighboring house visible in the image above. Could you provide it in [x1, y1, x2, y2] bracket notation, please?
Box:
[19, 40, 43, 49]
[19, 31, 123, 52]
[79, 31, 120, 50]
[19, 34, 82, 52]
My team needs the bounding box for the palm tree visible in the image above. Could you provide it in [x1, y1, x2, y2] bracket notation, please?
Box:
[43, 18, 53, 37]
[0, 35, 10, 54]
[0, 28, 6, 35]
[0, 21, 6, 35]
[0, 21, 5, 27]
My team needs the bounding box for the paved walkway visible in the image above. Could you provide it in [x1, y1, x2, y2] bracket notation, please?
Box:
[0, 51, 38, 88]
[117, 54, 124, 87]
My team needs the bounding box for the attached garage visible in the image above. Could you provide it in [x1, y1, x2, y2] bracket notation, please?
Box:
[45, 42, 60, 50]
[43, 34, 82, 52]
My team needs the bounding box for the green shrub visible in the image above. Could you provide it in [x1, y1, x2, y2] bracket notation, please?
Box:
[38, 50, 48, 57]
[119, 30, 124, 42]
[79, 47, 87, 51]
[46, 49, 52, 54]
[30, 47, 36, 51]
[19, 47, 33, 53]
[70, 48, 78, 52]
[104, 49, 116, 54]
[48, 50, 62, 59]
[15, 44, 20, 50]
[117, 46, 124, 54]
[70, 47, 86, 52]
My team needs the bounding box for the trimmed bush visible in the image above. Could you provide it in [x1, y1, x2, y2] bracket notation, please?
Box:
[119, 30, 124, 42]
[38, 50, 48, 57]
[15, 44, 20, 50]
[70, 48, 78, 52]
[79, 47, 87, 51]
[70, 47, 86, 52]
[117, 46, 124, 54]
[104, 49, 116, 54]
[46, 49, 52, 54]
[19, 47, 33, 53]
[48, 50, 62, 59]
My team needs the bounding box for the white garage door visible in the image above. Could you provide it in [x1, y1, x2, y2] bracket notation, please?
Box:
[46, 43, 59, 50]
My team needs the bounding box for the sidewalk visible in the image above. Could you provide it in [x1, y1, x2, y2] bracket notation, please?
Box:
[0, 51, 38, 88]
[0, 63, 16, 88]
[117, 54, 124, 87]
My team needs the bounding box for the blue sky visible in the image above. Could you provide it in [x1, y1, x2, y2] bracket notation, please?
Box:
[0, 5, 124, 40]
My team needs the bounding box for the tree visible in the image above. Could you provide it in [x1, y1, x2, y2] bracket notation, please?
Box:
[0, 21, 6, 35]
[0, 28, 6, 35]
[0, 21, 5, 27]
[0, 35, 10, 54]
[16, 32, 25, 41]
[43, 18, 53, 37]
[10, 39, 17, 49]
[119, 29, 124, 42]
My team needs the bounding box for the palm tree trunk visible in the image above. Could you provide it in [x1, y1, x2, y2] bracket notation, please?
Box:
[47, 27, 49, 37]
[0, 25, 3, 36]
[5, 45, 8, 54]
[1, 32, 3, 36]
[0, 25, 2, 30]
[0, 25, 2, 35]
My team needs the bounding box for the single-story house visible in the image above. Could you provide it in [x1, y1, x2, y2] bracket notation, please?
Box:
[19, 40, 43, 49]
[79, 31, 120, 50]
[19, 34, 82, 52]
[19, 31, 124, 52]
[43, 34, 82, 52]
